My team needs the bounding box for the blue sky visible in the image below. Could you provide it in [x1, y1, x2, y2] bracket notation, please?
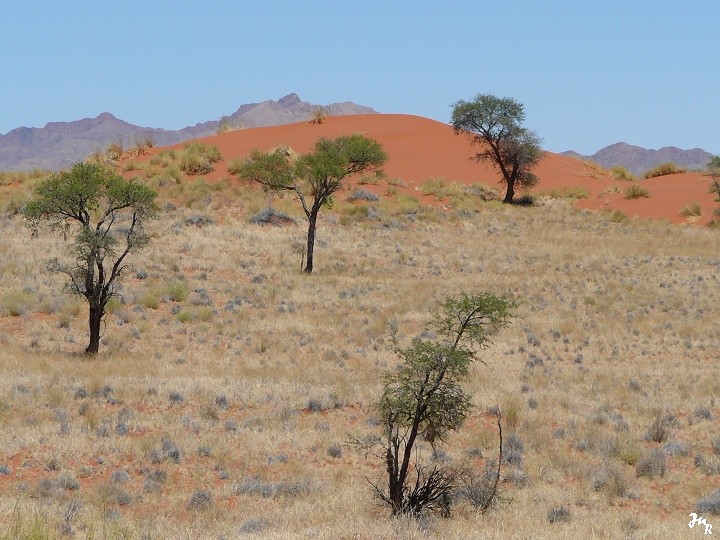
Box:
[2, 1, 718, 155]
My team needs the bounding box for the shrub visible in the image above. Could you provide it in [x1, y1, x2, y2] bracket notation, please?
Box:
[644, 162, 686, 178]
[179, 142, 222, 175]
[643, 414, 673, 443]
[610, 166, 636, 181]
[680, 203, 702, 218]
[502, 432, 525, 467]
[463, 183, 500, 201]
[0, 290, 34, 316]
[624, 184, 650, 199]
[606, 209, 629, 223]
[592, 463, 631, 498]
[165, 281, 189, 302]
[635, 448, 666, 478]
[547, 506, 571, 523]
[419, 178, 464, 199]
[308, 106, 330, 125]
[249, 207, 296, 226]
[347, 189, 380, 202]
[696, 488, 720, 515]
[187, 490, 213, 510]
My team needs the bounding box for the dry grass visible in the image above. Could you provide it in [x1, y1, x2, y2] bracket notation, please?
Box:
[0, 186, 718, 538]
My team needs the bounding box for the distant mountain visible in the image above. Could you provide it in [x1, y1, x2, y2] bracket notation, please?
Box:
[0, 94, 376, 171]
[562, 142, 714, 176]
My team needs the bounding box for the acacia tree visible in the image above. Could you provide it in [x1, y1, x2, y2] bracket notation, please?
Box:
[451, 94, 543, 204]
[709, 156, 720, 201]
[234, 134, 386, 273]
[364, 293, 515, 516]
[25, 162, 158, 354]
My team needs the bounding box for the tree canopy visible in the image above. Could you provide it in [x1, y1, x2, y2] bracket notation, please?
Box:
[25, 162, 158, 354]
[452, 94, 543, 203]
[234, 134, 386, 273]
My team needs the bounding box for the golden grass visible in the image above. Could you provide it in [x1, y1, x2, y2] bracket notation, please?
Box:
[0, 189, 718, 538]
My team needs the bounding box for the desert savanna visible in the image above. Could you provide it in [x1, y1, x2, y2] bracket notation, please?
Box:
[1, 111, 719, 540]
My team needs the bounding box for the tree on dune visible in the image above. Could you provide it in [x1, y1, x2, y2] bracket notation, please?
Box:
[451, 94, 543, 204]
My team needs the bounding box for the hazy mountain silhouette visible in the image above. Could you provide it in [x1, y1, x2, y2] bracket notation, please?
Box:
[562, 142, 714, 175]
[0, 94, 376, 171]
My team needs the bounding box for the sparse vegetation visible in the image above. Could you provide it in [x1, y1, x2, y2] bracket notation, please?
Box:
[624, 183, 650, 199]
[537, 186, 590, 199]
[308, 105, 330, 125]
[610, 165, 636, 181]
[0, 155, 718, 537]
[178, 142, 222, 175]
[680, 202, 702, 218]
[644, 162, 686, 179]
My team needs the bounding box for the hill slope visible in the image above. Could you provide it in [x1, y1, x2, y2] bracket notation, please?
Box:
[0, 94, 375, 171]
[128, 113, 718, 225]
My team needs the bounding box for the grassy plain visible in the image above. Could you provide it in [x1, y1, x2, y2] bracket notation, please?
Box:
[0, 180, 718, 539]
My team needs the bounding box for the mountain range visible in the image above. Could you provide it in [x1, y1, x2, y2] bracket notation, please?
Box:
[562, 142, 714, 176]
[0, 94, 375, 171]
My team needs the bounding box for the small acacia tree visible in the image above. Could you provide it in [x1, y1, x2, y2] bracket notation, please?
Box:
[709, 156, 720, 201]
[363, 292, 515, 517]
[234, 134, 386, 273]
[451, 94, 543, 204]
[25, 162, 158, 354]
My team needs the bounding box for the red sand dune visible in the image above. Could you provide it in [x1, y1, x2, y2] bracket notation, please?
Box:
[136, 114, 718, 225]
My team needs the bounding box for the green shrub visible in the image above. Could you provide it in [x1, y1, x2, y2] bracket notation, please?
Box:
[175, 310, 193, 323]
[179, 143, 222, 175]
[680, 203, 702, 218]
[624, 184, 650, 199]
[605, 209, 628, 223]
[644, 162, 686, 179]
[610, 166, 636, 181]
[0, 290, 34, 316]
[165, 281, 189, 302]
[138, 293, 160, 310]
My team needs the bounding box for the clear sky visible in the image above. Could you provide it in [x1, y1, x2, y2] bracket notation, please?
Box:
[2, 1, 718, 155]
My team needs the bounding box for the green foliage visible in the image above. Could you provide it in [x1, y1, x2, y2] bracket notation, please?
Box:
[370, 292, 515, 516]
[24, 162, 159, 353]
[709, 157, 720, 205]
[610, 166, 636, 181]
[179, 142, 222, 175]
[680, 203, 702, 218]
[451, 94, 543, 203]
[606, 209, 629, 223]
[419, 178, 464, 199]
[164, 281, 189, 302]
[624, 184, 650, 199]
[0, 290, 34, 316]
[234, 135, 387, 272]
[643, 162, 686, 179]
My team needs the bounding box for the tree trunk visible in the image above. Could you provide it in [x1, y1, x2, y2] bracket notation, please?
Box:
[304, 211, 318, 273]
[86, 303, 103, 354]
[503, 180, 515, 204]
